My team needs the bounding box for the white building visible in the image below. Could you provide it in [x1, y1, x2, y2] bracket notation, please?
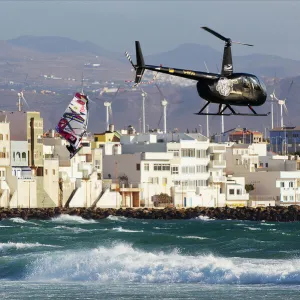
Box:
[103, 133, 228, 207]
[276, 171, 300, 206]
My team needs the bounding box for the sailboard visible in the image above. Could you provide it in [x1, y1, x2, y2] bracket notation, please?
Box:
[55, 92, 89, 158]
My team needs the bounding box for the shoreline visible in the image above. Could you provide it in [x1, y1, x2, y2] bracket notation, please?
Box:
[1, 205, 300, 222]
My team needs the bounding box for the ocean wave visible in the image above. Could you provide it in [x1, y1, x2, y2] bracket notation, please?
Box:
[0, 242, 59, 251]
[107, 215, 128, 222]
[178, 236, 209, 240]
[9, 218, 38, 226]
[194, 216, 214, 221]
[54, 226, 91, 233]
[25, 243, 300, 284]
[112, 227, 143, 233]
[51, 215, 96, 224]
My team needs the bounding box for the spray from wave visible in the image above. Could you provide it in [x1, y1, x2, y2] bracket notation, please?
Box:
[51, 215, 96, 224]
[25, 243, 300, 284]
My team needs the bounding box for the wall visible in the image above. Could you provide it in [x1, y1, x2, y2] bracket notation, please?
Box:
[68, 172, 102, 207]
[9, 179, 37, 208]
[96, 190, 122, 208]
[43, 159, 59, 206]
[0, 122, 10, 167]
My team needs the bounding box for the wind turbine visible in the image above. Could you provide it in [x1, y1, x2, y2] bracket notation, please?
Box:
[204, 61, 210, 137]
[17, 91, 29, 112]
[154, 84, 184, 134]
[271, 90, 288, 128]
[141, 89, 147, 133]
[155, 83, 168, 133]
[269, 90, 277, 129]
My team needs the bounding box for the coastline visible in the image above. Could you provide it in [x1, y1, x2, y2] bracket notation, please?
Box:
[1, 205, 300, 222]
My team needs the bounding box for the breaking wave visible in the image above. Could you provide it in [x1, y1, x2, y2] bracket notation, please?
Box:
[51, 215, 96, 224]
[25, 243, 300, 284]
[0, 242, 59, 251]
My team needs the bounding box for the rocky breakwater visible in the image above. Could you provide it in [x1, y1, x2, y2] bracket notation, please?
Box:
[1, 205, 300, 222]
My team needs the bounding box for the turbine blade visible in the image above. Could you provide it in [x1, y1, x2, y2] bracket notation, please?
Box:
[21, 95, 29, 107]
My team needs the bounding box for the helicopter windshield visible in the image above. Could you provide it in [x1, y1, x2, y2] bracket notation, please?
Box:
[256, 76, 267, 93]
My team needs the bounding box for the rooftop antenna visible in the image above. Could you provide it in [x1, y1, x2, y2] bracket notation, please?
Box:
[81, 72, 84, 94]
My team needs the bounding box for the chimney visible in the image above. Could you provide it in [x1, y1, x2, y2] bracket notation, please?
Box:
[30, 117, 35, 167]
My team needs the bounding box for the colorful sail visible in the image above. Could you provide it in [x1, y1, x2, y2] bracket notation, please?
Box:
[55, 92, 89, 158]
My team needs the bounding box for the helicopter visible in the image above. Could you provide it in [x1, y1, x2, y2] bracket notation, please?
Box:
[125, 26, 269, 116]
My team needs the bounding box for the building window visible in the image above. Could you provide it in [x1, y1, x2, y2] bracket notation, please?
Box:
[16, 152, 20, 161]
[265, 163, 268, 168]
[162, 178, 167, 185]
[196, 149, 207, 158]
[171, 166, 178, 174]
[280, 182, 284, 188]
[283, 196, 288, 201]
[229, 189, 235, 195]
[0, 134, 3, 140]
[290, 196, 294, 201]
[94, 137, 98, 142]
[136, 164, 140, 171]
[260, 163, 263, 167]
[52, 169, 55, 175]
[237, 189, 241, 195]
[5, 134, 8, 140]
[181, 148, 195, 157]
[289, 182, 294, 188]
[149, 177, 159, 184]
[22, 152, 26, 161]
[144, 163, 149, 171]
[154, 164, 170, 171]
[45, 169, 48, 175]
[168, 149, 179, 157]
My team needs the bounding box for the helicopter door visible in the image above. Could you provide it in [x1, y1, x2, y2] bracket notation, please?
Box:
[242, 77, 253, 99]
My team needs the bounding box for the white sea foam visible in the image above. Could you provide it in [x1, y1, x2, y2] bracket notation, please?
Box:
[0, 225, 14, 228]
[54, 226, 90, 233]
[244, 227, 261, 231]
[112, 226, 143, 233]
[26, 243, 300, 284]
[9, 218, 38, 225]
[0, 242, 59, 251]
[107, 215, 128, 222]
[178, 236, 209, 240]
[194, 215, 214, 221]
[51, 215, 96, 224]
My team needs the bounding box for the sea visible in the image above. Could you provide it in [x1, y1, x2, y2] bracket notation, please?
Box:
[0, 214, 300, 300]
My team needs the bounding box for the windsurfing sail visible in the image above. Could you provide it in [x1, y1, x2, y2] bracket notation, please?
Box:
[55, 92, 89, 158]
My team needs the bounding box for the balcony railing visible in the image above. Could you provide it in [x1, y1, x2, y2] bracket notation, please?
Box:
[209, 175, 226, 182]
[209, 160, 226, 168]
[210, 146, 226, 153]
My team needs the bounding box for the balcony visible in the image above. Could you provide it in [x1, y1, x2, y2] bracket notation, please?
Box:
[209, 160, 226, 168]
[210, 145, 226, 153]
[209, 175, 226, 183]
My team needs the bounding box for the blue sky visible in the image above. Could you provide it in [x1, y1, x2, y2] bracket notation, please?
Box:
[1, 1, 299, 59]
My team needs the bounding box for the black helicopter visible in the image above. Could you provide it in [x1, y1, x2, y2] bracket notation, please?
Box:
[125, 27, 269, 116]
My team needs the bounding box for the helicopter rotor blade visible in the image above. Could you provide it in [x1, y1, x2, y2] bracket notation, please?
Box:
[231, 41, 254, 47]
[201, 26, 229, 42]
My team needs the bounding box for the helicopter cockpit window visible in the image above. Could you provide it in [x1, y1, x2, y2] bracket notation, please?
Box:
[243, 77, 251, 88]
[249, 77, 260, 90]
[256, 76, 267, 93]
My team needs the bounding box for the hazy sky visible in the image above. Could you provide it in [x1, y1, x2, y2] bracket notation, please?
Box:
[1, 1, 299, 59]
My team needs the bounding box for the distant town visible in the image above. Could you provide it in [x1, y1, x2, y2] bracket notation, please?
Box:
[0, 103, 298, 210]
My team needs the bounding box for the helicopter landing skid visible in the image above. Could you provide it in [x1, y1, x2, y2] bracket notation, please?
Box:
[195, 102, 270, 116]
